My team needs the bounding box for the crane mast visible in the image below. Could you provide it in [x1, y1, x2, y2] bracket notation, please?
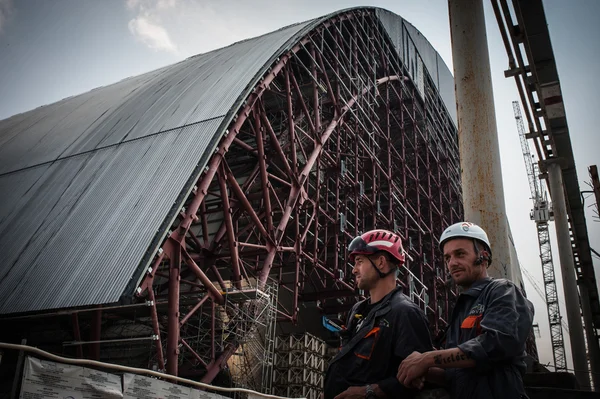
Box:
[513, 100, 567, 371]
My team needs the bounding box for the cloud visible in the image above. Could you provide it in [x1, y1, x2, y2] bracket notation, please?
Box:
[124, 0, 304, 58]
[126, 0, 178, 53]
[128, 16, 177, 53]
[0, 0, 13, 33]
[156, 0, 177, 9]
[126, 0, 141, 10]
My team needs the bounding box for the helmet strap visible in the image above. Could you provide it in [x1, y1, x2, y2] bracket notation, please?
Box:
[369, 254, 393, 278]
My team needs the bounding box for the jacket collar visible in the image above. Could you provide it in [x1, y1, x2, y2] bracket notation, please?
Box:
[358, 286, 403, 318]
[371, 285, 403, 306]
[460, 277, 493, 297]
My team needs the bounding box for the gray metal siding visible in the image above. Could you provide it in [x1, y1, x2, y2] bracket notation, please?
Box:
[376, 8, 457, 125]
[437, 53, 457, 124]
[0, 119, 223, 314]
[0, 20, 312, 315]
[404, 21, 439, 87]
[375, 8, 405, 64]
[0, 22, 311, 176]
[0, 8, 453, 315]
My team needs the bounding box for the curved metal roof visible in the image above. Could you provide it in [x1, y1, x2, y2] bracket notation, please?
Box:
[0, 7, 454, 315]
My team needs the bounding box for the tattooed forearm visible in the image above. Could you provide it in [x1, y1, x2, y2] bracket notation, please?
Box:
[433, 351, 470, 365]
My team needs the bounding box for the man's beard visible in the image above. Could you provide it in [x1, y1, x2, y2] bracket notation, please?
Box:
[357, 274, 376, 290]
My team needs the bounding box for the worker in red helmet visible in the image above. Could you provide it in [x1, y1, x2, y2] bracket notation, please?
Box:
[397, 222, 534, 399]
[324, 229, 442, 399]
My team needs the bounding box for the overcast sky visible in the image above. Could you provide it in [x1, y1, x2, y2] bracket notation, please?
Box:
[0, 0, 599, 372]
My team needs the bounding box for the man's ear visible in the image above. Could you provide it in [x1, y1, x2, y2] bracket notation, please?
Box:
[377, 254, 390, 271]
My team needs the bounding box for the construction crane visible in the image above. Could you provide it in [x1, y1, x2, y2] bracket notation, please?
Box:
[514, 100, 568, 372]
[520, 264, 570, 335]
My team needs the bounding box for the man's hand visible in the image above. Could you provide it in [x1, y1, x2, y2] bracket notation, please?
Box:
[333, 386, 367, 399]
[397, 351, 431, 387]
[409, 376, 425, 390]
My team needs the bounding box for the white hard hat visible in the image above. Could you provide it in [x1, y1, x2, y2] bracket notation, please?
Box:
[439, 222, 491, 252]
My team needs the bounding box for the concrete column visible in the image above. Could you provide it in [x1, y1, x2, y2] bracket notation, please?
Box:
[448, 0, 512, 279]
[547, 160, 590, 389]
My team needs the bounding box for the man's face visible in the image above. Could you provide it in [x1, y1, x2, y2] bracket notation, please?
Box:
[352, 254, 380, 290]
[443, 238, 486, 288]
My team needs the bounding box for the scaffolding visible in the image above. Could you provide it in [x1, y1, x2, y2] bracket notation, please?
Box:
[0, 9, 463, 389]
[129, 9, 463, 381]
[223, 281, 277, 393]
[273, 333, 327, 399]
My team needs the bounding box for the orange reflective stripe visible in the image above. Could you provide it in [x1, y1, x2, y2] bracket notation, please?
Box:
[354, 327, 381, 360]
[461, 315, 481, 329]
[364, 327, 380, 338]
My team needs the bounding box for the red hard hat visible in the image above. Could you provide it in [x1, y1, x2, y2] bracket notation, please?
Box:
[348, 229, 405, 265]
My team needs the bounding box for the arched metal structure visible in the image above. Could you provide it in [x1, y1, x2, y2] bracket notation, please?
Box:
[132, 8, 463, 382]
[0, 7, 462, 391]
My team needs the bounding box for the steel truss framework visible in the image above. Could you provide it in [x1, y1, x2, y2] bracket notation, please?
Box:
[134, 9, 463, 382]
[0, 10, 463, 387]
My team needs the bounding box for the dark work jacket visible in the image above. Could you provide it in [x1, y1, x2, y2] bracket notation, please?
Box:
[444, 277, 534, 399]
[324, 287, 433, 399]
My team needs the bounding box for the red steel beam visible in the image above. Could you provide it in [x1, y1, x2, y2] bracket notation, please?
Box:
[89, 308, 102, 361]
[201, 344, 237, 384]
[217, 165, 242, 289]
[180, 338, 208, 368]
[147, 287, 165, 371]
[181, 249, 224, 304]
[167, 248, 181, 376]
[254, 103, 274, 234]
[211, 300, 216, 362]
[224, 165, 273, 246]
[179, 294, 211, 327]
[71, 313, 83, 358]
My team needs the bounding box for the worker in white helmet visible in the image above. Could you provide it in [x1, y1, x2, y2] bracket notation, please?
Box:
[397, 222, 534, 398]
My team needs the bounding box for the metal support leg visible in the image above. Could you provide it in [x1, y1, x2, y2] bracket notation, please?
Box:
[547, 160, 590, 389]
[167, 247, 181, 376]
[72, 313, 83, 358]
[90, 308, 102, 361]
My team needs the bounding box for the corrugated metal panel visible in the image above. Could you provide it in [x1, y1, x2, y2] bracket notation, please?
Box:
[0, 21, 311, 176]
[0, 19, 315, 315]
[0, 7, 454, 315]
[437, 52, 457, 123]
[375, 9, 405, 63]
[377, 8, 456, 125]
[417, 55, 425, 97]
[0, 118, 223, 314]
[404, 21, 439, 86]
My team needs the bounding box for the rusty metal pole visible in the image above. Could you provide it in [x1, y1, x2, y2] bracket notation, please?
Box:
[448, 0, 512, 279]
[90, 308, 102, 360]
[546, 160, 590, 389]
[579, 282, 600, 390]
[167, 247, 181, 376]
